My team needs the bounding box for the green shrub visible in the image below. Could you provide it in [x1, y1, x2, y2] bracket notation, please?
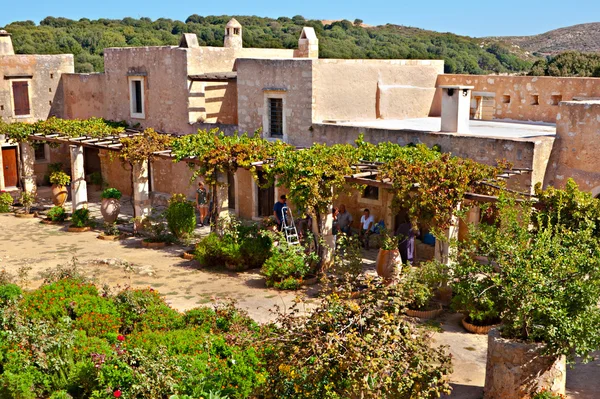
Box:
[0, 284, 22, 305]
[532, 389, 566, 399]
[195, 233, 232, 267]
[71, 208, 90, 227]
[165, 194, 196, 238]
[49, 390, 72, 399]
[100, 187, 121, 200]
[88, 171, 103, 186]
[0, 192, 13, 213]
[261, 240, 312, 290]
[49, 171, 71, 186]
[47, 206, 67, 222]
[19, 191, 35, 214]
[114, 288, 183, 333]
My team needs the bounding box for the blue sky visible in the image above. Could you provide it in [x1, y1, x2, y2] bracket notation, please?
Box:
[1, 0, 599, 37]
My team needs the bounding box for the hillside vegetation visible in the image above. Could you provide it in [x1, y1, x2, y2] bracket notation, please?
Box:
[529, 51, 600, 77]
[3, 15, 532, 74]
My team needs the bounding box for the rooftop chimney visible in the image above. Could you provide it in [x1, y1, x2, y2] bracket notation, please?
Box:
[439, 85, 473, 133]
[0, 30, 15, 56]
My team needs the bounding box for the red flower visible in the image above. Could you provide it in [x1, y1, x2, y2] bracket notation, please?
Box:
[114, 390, 122, 398]
[117, 335, 125, 342]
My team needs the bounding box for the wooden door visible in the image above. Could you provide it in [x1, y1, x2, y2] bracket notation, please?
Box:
[257, 172, 274, 217]
[2, 147, 18, 187]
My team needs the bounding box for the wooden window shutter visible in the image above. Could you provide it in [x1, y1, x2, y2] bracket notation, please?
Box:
[12, 81, 31, 116]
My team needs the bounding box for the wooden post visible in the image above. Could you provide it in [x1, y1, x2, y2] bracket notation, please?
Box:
[70, 145, 88, 212]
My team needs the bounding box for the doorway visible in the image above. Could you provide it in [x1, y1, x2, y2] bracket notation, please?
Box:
[2, 147, 18, 188]
[257, 171, 274, 217]
[227, 171, 236, 210]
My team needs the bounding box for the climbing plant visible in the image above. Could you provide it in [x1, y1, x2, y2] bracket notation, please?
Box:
[0, 117, 126, 143]
[119, 128, 174, 165]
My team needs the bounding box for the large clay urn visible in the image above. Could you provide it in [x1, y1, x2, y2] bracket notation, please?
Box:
[376, 248, 403, 282]
[100, 198, 121, 223]
[51, 185, 68, 207]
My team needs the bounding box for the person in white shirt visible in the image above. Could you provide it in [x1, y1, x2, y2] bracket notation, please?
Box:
[359, 208, 375, 250]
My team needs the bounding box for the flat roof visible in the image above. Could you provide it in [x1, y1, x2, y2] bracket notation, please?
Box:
[325, 117, 556, 139]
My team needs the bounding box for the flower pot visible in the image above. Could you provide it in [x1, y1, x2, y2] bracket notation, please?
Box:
[301, 274, 319, 286]
[51, 185, 68, 207]
[462, 316, 498, 335]
[41, 219, 64, 225]
[14, 212, 37, 218]
[142, 240, 166, 248]
[181, 251, 196, 260]
[435, 286, 453, 306]
[406, 305, 444, 319]
[97, 234, 122, 241]
[68, 226, 92, 232]
[375, 248, 402, 281]
[100, 198, 121, 224]
[484, 328, 566, 399]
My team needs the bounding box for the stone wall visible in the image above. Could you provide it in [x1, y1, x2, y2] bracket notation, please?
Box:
[544, 101, 600, 192]
[309, 123, 554, 194]
[0, 54, 74, 123]
[61, 73, 105, 119]
[438, 74, 600, 123]
[313, 59, 444, 122]
[236, 58, 314, 146]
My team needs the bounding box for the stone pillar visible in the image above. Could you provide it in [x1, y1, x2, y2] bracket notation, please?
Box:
[484, 329, 566, 398]
[435, 212, 459, 265]
[216, 171, 229, 219]
[70, 145, 88, 212]
[20, 143, 36, 194]
[132, 160, 151, 219]
[440, 85, 474, 134]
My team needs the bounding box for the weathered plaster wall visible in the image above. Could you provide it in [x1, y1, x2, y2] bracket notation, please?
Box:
[99, 150, 132, 196]
[32, 143, 71, 185]
[150, 158, 199, 199]
[310, 123, 554, 194]
[236, 168, 256, 220]
[103, 47, 192, 133]
[236, 58, 314, 145]
[438, 74, 600, 123]
[335, 183, 394, 233]
[61, 73, 105, 119]
[0, 54, 74, 122]
[313, 59, 444, 122]
[544, 101, 600, 192]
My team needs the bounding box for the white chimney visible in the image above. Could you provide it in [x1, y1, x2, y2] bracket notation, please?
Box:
[0, 30, 15, 56]
[439, 85, 474, 133]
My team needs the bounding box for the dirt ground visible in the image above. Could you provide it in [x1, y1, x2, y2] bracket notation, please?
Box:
[0, 213, 598, 399]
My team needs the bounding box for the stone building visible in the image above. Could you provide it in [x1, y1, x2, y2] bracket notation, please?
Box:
[0, 29, 74, 191]
[2, 19, 600, 234]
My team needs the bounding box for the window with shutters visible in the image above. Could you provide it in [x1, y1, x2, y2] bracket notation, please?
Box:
[129, 77, 145, 119]
[12, 81, 31, 117]
[34, 144, 49, 162]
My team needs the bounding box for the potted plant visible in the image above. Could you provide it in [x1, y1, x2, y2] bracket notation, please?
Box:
[100, 188, 122, 224]
[14, 191, 36, 218]
[375, 228, 402, 282]
[68, 208, 93, 232]
[403, 261, 445, 319]
[457, 184, 600, 398]
[0, 191, 13, 213]
[42, 206, 67, 224]
[49, 171, 71, 207]
[88, 171, 103, 191]
[98, 222, 122, 241]
[141, 211, 173, 248]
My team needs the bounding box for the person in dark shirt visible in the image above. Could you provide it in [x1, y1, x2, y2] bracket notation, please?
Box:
[196, 181, 208, 227]
[273, 195, 287, 231]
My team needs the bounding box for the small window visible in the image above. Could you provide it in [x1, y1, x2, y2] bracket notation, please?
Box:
[362, 185, 379, 200]
[502, 95, 511, 104]
[531, 95, 539, 105]
[551, 95, 562, 106]
[269, 98, 283, 137]
[234, 28, 240, 35]
[12, 81, 31, 116]
[50, 73, 54, 79]
[129, 77, 145, 118]
[34, 144, 48, 162]
[49, 87, 52, 93]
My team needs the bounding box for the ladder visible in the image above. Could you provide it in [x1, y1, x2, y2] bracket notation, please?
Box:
[281, 206, 300, 245]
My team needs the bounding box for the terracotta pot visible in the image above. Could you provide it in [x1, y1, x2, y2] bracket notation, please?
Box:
[301, 275, 319, 286]
[14, 212, 37, 218]
[181, 251, 196, 260]
[41, 219, 63, 225]
[435, 286, 453, 306]
[462, 316, 498, 335]
[97, 234, 122, 241]
[100, 198, 121, 224]
[51, 185, 68, 207]
[406, 305, 444, 319]
[142, 240, 166, 248]
[68, 226, 92, 232]
[375, 248, 402, 281]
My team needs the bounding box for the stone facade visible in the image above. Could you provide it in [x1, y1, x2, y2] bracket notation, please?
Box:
[484, 329, 566, 399]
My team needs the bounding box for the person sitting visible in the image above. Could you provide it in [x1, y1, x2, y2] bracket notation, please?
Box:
[337, 204, 353, 235]
[359, 209, 375, 250]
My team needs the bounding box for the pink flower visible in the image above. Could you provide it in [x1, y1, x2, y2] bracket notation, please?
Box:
[114, 390, 122, 398]
[117, 335, 125, 342]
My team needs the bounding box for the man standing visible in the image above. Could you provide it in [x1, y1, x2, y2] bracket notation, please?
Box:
[359, 208, 374, 250]
[337, 204, 353, 235]
[273, 195, 287, 231]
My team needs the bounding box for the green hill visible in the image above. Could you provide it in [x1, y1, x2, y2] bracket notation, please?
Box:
[3, 15, 532, 74]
